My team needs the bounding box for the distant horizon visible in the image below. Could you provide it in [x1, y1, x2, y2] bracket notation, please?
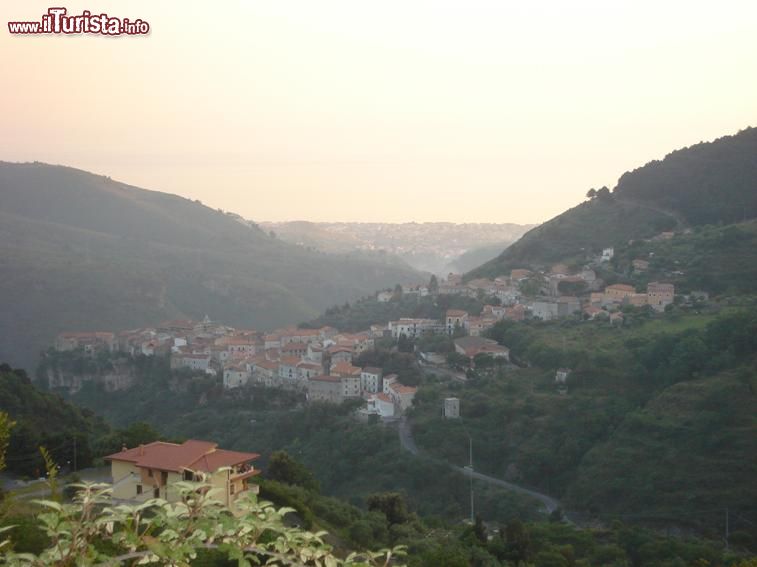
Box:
[3, 1, 756, 224]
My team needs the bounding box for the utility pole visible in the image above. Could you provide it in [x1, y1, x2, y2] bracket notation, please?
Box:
[469, 436, 474, 523]
[73, 436, 77, 472]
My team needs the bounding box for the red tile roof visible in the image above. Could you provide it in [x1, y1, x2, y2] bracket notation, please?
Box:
[105, 440, 259, 473]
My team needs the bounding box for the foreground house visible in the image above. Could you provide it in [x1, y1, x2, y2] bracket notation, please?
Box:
[106, 440, 260, 511]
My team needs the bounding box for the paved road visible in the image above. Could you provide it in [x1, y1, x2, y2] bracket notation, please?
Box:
[398, 417, 563, 516]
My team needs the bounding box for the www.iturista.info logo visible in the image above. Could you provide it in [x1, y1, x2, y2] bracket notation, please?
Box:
[8, 7, 149, 35]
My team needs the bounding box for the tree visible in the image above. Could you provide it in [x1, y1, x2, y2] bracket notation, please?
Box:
[428, 274, 439, 294]
[397, 334, 414, 353]
[596, 186, 611, 198]
[0, 412, 14, 472]
[266, 450, 320, 492]
[393, 284, 403, 301]
[367, 492, 410, 526]
[586, 188, 597, 199]
[505, 519, 532, 565]
[446, 351, 470, 370]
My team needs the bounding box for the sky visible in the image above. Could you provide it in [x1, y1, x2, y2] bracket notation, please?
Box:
[1, 1, 756, 224]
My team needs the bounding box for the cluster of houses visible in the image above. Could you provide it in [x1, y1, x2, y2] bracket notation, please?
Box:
[386, 258, 678, 327]
[54, 316, 417, 418]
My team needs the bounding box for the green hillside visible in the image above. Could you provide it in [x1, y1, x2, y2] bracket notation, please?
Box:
[410, 305, 757, 538]
[0, 162, 421, 368]
[470, 126, 757, 278]
[608, 220, 757, 295]
[0, 363, 106, 476]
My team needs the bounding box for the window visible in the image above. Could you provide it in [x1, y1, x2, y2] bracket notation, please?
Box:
[153, 487, 159, 498]
[147, 469, 153, 478]
[230, 483, 235, 495]
[183, 470, 193, 481]
[136, 484, 142, 495]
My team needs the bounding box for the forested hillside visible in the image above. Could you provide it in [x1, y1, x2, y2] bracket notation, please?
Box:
[470, 127, 757, 278]
[411, 304, 757, 540]
[0, 162, 421, 368]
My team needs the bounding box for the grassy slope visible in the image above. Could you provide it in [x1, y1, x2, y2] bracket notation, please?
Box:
[0, 162, 421, 368]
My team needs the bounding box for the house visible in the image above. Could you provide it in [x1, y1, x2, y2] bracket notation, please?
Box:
[626, 293, 648, 307]
[263, 334, 281, 350]
[307, 375, 342, 403]
[281, 342, 308, 358]
[504, 304, 526, 321]
[223, 364, 249, 389]
[278, 356, 301, 382]
[364, 393, 396, 418]
[604, 284, 636, 303]
[555, 368, 571, 384]
[531, 301, 559, 321]
[647, 282, 675, 312]
[601, 247, 614, 262]
[388, 382, 417, 412]
[510, 269, 532, 282]
[54, 332, 116, 354]
[446, 310, 469, 335]
[382, 373, 399, 394]
[106, 440, 260, 512]
[583, 305, 606, 320]
[252, 359, 279, 386]
[632, 259, 650, 271]
[328, 345, 353, 365]
[306, 342, 324, 363]
[389, 318, 442, 339]
[377, 290, 393, 302]
[170, 353, 212, 373]
[610, 312, 625, 325]
[454, 337, 509, 362]
[360, 367, 383, 394]
[556, 296, 581, 317]
[443, 397, 460, 419]
[218, 336, 256, 359]
[296, 361, 322, 380]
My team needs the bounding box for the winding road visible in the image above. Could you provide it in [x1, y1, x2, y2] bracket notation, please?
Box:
[398, 417, 563, 516]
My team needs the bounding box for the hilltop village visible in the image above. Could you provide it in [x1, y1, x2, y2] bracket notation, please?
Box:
[50, 244, 684, 421]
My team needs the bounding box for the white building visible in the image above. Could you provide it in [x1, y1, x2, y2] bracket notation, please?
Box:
[223, 365, 250, 389]
[555, 368, 571, 384]
[360, 367, 383, 394]
[443, 397, 460, 419]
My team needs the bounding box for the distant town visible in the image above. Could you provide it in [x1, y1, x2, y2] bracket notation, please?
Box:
[50, 239, 692, 423]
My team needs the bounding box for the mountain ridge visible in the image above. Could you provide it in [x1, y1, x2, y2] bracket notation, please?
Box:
[468, 126, 757, 278]
[0, 162, 422, 368]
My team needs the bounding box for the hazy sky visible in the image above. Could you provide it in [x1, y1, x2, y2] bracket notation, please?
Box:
[2, 1, 756, 223]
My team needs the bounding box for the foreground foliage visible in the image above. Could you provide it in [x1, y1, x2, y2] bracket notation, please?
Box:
[0, 482, 403, 566]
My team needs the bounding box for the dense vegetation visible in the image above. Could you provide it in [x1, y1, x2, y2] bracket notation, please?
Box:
[471, 126, 757, 278]
[410, 305, 757, 544]
[608, 220, 757, 295]
[0, 162, 421, 369]
[613, 126, 757, 226]
[0, 363, 165, 477]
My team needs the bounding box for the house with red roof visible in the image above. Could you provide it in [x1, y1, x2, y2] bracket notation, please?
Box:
[106, 439, 260, 512]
